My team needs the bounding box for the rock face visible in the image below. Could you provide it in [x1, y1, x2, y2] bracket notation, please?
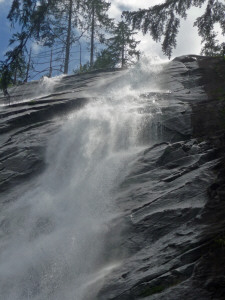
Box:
[0, 70, 120, 195]
[96, 56, 225, 300]
[0, 57, 225, 299]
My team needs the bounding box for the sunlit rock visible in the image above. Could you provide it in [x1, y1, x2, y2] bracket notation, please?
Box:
[0, 56, 224, 299]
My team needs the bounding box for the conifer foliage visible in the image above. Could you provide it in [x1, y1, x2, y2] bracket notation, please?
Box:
[83, 0, 113, 67]
[48, 0, 84, 74]
[110, 21, 140, 68]
[94, 21, 140, 69]
[0, 0, 56, 89]
[7, 0, 56, 62]
[123, 0, 225, 58]
[0, 0, 113, 83]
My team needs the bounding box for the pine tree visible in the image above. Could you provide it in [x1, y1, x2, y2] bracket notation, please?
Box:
[7, 0, 56, 60]
[0, 63, 12, 95]
[123, 0, 225, 58]
[92, 49, 115, 69]
[108, 21, 140, 68]
[11, 52, 27, 84]
[4, 0, 86, 77]
[49, 0, 85, 74]
[1, 0, 56, 88]
[2, 0, 114, 82]
[64, 0, 73, 74]
[83, 0, 113, 67]
[93, 21, 140, 69]
[200, 31, 223, 56]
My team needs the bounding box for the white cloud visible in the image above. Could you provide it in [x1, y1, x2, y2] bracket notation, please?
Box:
[109, 0, 223, 59]
[109, 0, 163, 20]
[32, 42, 42, 54]
[0, 0, 11, 5]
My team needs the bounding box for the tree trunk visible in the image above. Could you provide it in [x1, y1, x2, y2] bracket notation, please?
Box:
[13, 68, 17, 85]
[121, 27, 125, 68]
[121, 45, 125, 68]
[79, 41, 82, 71]
[25, 48, 32, 82]
[49, 49, 53, 78]
[64, 0, 73, 74]
[90, 3, 95, 68]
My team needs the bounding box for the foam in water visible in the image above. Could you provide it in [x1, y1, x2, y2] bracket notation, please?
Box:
[0, 57, 166, 299]
[0, 74, 65, 107]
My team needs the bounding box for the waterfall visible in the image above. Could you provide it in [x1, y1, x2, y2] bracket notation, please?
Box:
[0, 74, 65, 107]
[0, 58, 167, 299]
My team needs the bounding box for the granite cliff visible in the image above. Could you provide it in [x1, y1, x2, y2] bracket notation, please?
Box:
[0, 56, 225, 299]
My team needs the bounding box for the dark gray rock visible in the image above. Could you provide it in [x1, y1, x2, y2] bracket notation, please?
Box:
[96, 57, 225, 299]
[0, 57, 225, 299]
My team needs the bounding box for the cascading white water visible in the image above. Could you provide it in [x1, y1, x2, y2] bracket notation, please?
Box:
[0, 74, 65, 107]
[0, 58, 167, 299]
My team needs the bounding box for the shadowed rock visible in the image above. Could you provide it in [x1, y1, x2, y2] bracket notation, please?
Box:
[0, 57, 225, 299]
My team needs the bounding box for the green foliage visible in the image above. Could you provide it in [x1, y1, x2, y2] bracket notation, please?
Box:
[139, 285, 165, 297]
[200, 32, 223, 56]
[3, 0, 139, 78]
[82, 0, 113, 66]
[83, 0, 113, 32]
[214, 237, 225, 248]
[0, 50, 28, 89]
[213, 232, 225, 249]
[11, 53, 27, 84]
[0, 64, 13, 91]
[74, 20, 140, 71]
[3, 0, 56, 75]
[93, 49, 116, 69]
[74, 61, 91, 73]
[47, 0, 87, 73]
[4, 0, 113, 75]
[123, 0, 225, 58]
[107, 21, 140, 68]
[8, 0, 56, 39]
[93, 21, 140, 69]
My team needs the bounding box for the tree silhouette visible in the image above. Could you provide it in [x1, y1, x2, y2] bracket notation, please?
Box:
[93, 21, 140, 69]
[83, 0, 113, 67]
[123, 0, 225, 58]
[0, 0, 56, 89]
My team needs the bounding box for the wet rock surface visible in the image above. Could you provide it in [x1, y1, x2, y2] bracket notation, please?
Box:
[98, 140, 223, 300]
[0, 57, 225, 299]
[0, 70, 121, 194]
[97, 56, 225, 299]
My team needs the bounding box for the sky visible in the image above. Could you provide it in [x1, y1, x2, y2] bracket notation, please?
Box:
[0, 0, 12, 60]
[108, 0, 206, 58]
[0, 0, 224, 75]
